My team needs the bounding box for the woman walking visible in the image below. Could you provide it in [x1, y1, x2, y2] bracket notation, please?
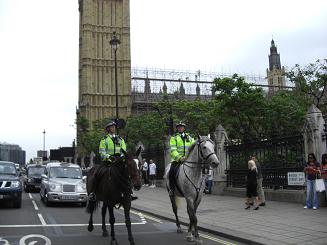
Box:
[304, 153, 320, 209]
[245, 160, 260, 210]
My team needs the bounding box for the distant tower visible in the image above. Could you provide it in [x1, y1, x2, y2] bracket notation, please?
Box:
[77, 0, 131, 128]
[266, 39, 286, 96]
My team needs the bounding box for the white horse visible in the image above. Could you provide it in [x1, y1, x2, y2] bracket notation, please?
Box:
[165, 135, 219, 245]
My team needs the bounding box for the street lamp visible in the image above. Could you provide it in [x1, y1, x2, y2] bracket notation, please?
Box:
[42, 129, 46, 160]
[109, 31, 121, 120]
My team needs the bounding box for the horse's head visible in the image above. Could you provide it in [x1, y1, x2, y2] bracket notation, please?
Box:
[125, 149, 142, 191]
[197, 135, 220, 169]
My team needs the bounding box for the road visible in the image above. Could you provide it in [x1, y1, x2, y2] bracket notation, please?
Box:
[0, 192, 243, 245]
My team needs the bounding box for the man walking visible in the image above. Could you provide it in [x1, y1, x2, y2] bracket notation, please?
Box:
[252, 155, 266, 206]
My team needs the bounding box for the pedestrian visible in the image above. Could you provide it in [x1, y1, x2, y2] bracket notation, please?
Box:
[168, 121, 194, 196]
[149, 159, 157, 187]
[320, 153, 327, 200]
[205, 167, 214, 194]
[251, 155, 266, 206]
[245, 160, 260, 210]
[142, 158, 149, 186]
[304, 153, 320, 209]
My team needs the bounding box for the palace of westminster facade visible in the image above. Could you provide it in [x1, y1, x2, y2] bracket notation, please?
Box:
[77, 0, 287, 130]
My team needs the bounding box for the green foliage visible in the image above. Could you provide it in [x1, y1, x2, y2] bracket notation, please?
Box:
[287, 59, 327, 113]
[125, 112, 167, 152]
[263, 91, 309, 138]
[213, 74, 267, 142]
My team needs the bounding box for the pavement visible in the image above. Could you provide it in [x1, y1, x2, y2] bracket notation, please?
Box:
[131, 185, 327, 245]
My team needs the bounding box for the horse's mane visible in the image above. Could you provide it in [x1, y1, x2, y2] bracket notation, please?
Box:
[184, 136, 214, 159]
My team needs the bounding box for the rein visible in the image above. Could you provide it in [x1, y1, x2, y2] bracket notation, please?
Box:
[181, 139, 214, 203]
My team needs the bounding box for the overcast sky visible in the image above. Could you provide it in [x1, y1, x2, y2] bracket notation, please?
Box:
[0, 0, 326, 162]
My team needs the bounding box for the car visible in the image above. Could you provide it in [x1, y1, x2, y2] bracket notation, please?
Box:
[0, 161, 22, 208]
[23, 164, 46, 192]
[40, 162, 87, 206]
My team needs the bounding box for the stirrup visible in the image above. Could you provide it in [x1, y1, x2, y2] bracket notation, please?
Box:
[89, 192, 96, 202]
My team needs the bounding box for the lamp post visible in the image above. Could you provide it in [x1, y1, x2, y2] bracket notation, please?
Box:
[110, 31, 121, 121]
[42, 129, 46, 160]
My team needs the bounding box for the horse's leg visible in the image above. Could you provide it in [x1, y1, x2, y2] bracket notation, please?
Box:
[108, 205, 118, 245]
[102, 202, 108, 237]
[122, 198, 135, 245]
[188, 200, 203, 245]
[88, 212, 94, 232]
[185, 200, 195, 242]
[169, 195, 182, 233]
[87, 199, 96, 232]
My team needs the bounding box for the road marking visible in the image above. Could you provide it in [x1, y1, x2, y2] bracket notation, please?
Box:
[19, 234, 51, 245]
[199, 233, 237, 245]
[32, 200, 39, 210]
[28, 193, 33, 199]
[0, 222, 146, 228]
[130, 210, 162, 223]
[37, 213, 47, 225]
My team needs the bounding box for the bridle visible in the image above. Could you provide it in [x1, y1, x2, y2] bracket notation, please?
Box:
[183, 138, 216, 167]
[181, 137, 217, 202]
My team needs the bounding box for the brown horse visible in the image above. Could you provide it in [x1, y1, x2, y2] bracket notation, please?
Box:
[86, 150, 141, 245]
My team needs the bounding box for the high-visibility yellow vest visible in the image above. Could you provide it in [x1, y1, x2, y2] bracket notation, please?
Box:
[99, 134, 126, 161]
[170, 133, 194, 162]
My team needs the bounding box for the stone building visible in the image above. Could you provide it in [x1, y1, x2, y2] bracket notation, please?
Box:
[267, 39, 286, 96]
[0, 143, 26, 165]
[77, 0, 132, 128]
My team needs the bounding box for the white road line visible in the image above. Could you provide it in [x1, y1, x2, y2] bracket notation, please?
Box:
[0, 222, 146, 228]
[32, 200, 39, 210]
[37, 213, 47, 226]
[28, 193, 33, 199]
[199, 233, 237, 245]
[130, 210, 162, 224]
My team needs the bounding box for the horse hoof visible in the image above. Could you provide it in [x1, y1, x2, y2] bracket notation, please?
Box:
[186, 234, 194, 242]
[102, 230, 108, 237]
[195, 239, 203, 245]
[111, 239, 118, 245]
[87, 224, 94, 232]
[177, 227, 183, 233]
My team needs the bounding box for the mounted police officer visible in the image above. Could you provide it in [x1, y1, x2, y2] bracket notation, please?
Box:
[89, 120, 137, 201]
[99, 120, 126, 163]
[168, 121, 194, 196]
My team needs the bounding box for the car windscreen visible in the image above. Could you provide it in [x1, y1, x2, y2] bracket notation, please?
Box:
[49, 167, 82, 179]
[28, 166, 46, 176]
[0, 163, 16, 175]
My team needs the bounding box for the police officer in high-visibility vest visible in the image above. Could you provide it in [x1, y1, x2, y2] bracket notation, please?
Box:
[168, 121, 194, 195]
[99, 121, 126, 162]
[97, 120, 137, 200]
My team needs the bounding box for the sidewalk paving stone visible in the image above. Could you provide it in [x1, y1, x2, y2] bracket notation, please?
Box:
[132, 186, 327, 245]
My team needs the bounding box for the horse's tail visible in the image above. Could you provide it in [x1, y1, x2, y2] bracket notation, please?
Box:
[86, 198, 99, 214]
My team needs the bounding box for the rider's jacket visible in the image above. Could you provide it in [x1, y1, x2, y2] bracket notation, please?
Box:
[170, 132, 194, 163]
[99, 134, 126, 162]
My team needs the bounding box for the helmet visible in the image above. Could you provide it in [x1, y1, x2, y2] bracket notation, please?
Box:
[105, 121, 116, 129]
[176, 121, 186, 128]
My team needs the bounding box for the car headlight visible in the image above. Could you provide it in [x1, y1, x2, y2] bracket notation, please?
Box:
[27, 178, 32, 183]
[11, 181, 21, 188]
[76, 183, 86, 192]
[49, 183, 61, 192]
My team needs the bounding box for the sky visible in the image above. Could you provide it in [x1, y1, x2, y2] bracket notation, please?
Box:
[0, 0, 326, 162]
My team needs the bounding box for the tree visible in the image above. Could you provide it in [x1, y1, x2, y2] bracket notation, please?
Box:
[287, 59, 327, 113]
[212, 74, 266, 142]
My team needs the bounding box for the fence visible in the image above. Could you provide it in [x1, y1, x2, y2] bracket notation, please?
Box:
[225, 135, 305, 189]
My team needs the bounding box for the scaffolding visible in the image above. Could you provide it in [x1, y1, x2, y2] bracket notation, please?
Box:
[131, 67, 293, 95]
